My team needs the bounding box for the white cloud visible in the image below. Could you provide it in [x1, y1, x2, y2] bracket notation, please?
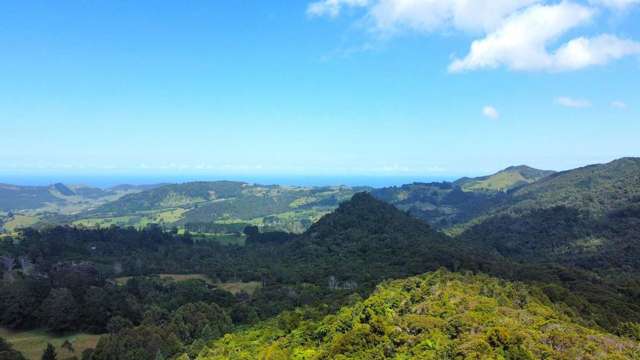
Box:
[309, 0, 640, 72]
[590, 0, 640, 10]
[368, 0, 540, 33]
[555, 96, 592, 108]
[553, 34, 640, 70]
[449, 2, 598, 72]
[482, 106, 500, 119]
[307, 0, 369, 18]
[611, 100, 628, 108]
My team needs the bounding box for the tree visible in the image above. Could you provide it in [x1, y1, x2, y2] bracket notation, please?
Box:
[106, 316, 133, 334]
[80, 349, 94, 360]
[169, 302, 231, 343]
[41, 343, 57, 360]
[38, 288, 79, 332]
[0, 337, 27, 360]
[92, 325, 181, 360]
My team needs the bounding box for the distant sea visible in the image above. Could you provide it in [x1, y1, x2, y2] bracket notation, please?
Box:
[0, 174, 459, 189]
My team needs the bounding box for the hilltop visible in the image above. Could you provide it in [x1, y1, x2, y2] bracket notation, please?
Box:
[455, 165, 555, 193]
[458, 157, 640, 276]
[77, 181, 362, 233]
[197, 270, 640, 360]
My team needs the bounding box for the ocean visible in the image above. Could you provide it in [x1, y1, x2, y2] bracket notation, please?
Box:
[0, 174, 459, 189]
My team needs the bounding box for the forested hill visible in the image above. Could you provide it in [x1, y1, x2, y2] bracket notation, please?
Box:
[197, 271, 640, 360]
[367, 164, 553, 229]
[506, 157, 640, 214]
[4, 191, 640, 358]
[454, 164, 555, 192]
[67, 181, 362, 233]
[245, 193, 640, 330]
[260, 192, 470, 287]
[458, 157, 640, 272]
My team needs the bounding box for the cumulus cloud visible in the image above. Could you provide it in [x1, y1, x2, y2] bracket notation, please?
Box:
[449, 3, 640, 72]
[611, 100, 628, 108]
[309, 0, 640, 72]
[449, 2, 596, 72]
[307, 0, 369, 17]
[553, 34, 640, 70]
[482, 106, 500, 119]
[367, 0, 539, 33]
[555, 96, 592, 108]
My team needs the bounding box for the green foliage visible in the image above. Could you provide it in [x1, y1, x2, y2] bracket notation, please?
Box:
[168, 302, 231, 343]
[456, 165, 555, 192]
[617, 322, 640, 341]
[92, 325, 182, 360]
[198, 271, 640, 360]
[76, 182, 361, 233]
[106, 316, 133, 334]
[0, 336, 26, 360]
[38, 288, 80, 333]
[40, 343, 56, 360]
[371, 181, 506, 228]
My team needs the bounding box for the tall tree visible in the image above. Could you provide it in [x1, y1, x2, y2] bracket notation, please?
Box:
[40, 343, 57, 360]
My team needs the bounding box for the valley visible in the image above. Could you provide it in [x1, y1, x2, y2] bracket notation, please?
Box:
[2, 157, 640, 359]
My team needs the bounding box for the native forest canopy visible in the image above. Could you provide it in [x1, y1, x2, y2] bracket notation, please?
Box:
[2, 157, 640, 359]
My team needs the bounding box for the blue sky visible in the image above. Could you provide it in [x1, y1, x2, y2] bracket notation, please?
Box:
[0, 1, 639, 179]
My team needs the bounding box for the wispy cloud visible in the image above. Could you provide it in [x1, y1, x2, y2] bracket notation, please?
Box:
[308, 0, 640, 72]
[307, 0, 369, 18]
[590, 0, 640, 10]
[611, 100, 628, 109]
[555, 96, 592, 108]
[482, 106, 500, 119]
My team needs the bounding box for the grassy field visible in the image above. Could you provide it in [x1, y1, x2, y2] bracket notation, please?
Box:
[0, 327, 101, 360]
[2, 215, 40, 232]
[191, 233, 246, 246]
[112, 274, 261, 294]
[113, 273, 216, 286]
[217, 281, 261, 295]
[461, 171, 526, 192]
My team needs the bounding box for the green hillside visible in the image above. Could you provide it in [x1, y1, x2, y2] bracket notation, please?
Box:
[0, 183, 156, 233]
[455, 165, 555, 193]
[456, 158, 640, 281]
[73, 181, 362, 233]
[507, 157, 640, 214]
[370, 182, 505, 228]
[369, 165, 553, 229]
[4, 191, 640, 359]
[197, 270, 640, 360]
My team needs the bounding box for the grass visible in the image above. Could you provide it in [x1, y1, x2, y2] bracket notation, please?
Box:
[462, 171, 527, 192]
[3, 215, 40, 232]
[113, 273, 215, 286]
[217, 281, 261, 295]
[0, 327, 101, 360]
[153, 208, 187, 223]
[72, 215, 135, 227]
[112, 274, 261, 295]
[192, 233, 246, 246]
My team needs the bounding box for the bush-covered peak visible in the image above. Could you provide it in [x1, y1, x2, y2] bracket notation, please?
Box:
[306, 192, 435, 238]
[197, 270, 640, 360]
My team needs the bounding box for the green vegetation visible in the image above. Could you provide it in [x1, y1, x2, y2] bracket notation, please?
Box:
[0, 327, 100, 360]
[456, 165, 555, 193]
[56, 182, 362, 234]
[197, 270, 640, 360]
[217, 281, 261, 295]
[2, 215, 40, 232]
[508, 157, 640, 214]
[113, 274, 215, 286]
[371, 181, 505, 229]
[2, 157, 640, 358]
